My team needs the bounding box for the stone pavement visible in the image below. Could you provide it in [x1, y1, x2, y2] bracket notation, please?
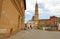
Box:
[7, 29, 60, 39]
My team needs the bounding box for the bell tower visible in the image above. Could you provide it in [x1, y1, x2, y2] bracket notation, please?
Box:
[33, 2, 39, 28]
[35, 2, 38, 20]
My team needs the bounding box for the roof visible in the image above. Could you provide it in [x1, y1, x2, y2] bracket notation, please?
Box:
[39, 19, 50, 21]
[58, 18, 60, 19]
[24, 0, 26, 10]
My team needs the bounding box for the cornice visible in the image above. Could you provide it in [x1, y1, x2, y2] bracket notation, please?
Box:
[11, 0, 25, 17]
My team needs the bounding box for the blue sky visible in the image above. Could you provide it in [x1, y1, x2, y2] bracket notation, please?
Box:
[25, 0, 60, 23]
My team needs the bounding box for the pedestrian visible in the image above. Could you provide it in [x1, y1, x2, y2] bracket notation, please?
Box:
[28, 26, 29, 29]
[30, 25, 32, 29]
[25, 25, 27, 28]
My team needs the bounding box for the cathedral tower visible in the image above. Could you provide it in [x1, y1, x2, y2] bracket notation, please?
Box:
[35, 2, 38, 20]
[33, 2, 39, 27]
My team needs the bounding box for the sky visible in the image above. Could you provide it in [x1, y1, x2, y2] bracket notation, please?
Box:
[25, 0, 60, 23]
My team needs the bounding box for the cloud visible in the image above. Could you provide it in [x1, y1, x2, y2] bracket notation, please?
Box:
[25, 0, 60, 22]
[37, 0, 44, 3]
[39, 13, 51, 19]
[44, 0, 60, 14]
[25, 10, 34, 22]
[25, 10, 34, 15]
[38, 3, 45, 9]
[26, 0, 36, 10]
[38, 0, 60, 16]
[38, 8, 51, 19]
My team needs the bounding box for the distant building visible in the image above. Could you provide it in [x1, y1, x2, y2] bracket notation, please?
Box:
[32, 2, 59, 30]
[57, 18, 60, 30]
[26, 20, 34, 29]
[58, 22, 60, 30]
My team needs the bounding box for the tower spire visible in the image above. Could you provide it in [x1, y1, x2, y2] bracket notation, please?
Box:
[35, 2, 38, 15]
[35, 2, 38, 20]
[36, 1, 38, 7]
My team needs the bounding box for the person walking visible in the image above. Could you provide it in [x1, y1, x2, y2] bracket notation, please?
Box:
[30, 25, 32, 29]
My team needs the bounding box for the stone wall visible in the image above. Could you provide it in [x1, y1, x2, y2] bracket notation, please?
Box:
[0, 0, 19, 35]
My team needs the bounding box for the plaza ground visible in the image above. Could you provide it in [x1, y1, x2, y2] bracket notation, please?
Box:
[5, 29, 60, 39]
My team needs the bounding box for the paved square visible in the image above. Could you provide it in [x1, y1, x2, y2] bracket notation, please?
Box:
[8, 29, 60, 39]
